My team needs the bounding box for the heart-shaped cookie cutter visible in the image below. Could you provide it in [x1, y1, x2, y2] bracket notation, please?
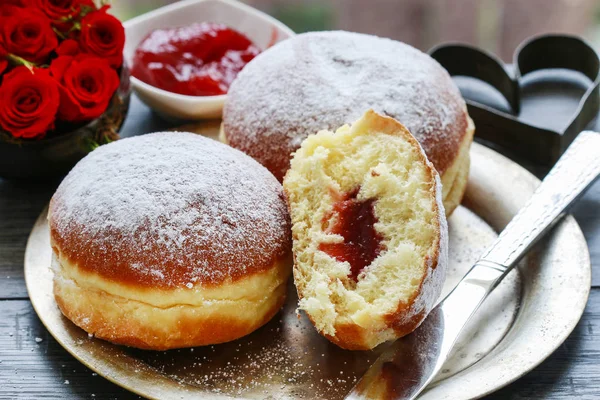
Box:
[429, 34, 600, 166]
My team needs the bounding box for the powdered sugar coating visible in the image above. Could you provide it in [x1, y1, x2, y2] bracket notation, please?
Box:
[49, 132, 291, 288]
[223, 31, 469, 181]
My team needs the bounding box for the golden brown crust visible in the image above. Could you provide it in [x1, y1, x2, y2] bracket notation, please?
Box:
[54, 283, 286, 350]
[52, 251, 291, 350]
[439, 115, 475, 216]
[322, 310, 427, 351]
[421, 110, 469, 176]
[48, 214, 291, 290]
[324, 322, 368, 351]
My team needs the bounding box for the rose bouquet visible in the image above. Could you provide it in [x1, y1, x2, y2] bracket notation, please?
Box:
[0, 0, 131, 179]
[0, 0, 127, 142]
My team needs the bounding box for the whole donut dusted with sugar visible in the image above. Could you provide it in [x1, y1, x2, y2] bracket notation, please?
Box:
[49, 132, 292, 350]
[221, 31, 474, 216]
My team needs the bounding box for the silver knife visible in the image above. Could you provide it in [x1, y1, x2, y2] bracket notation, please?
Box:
[346, 131, 600, 400]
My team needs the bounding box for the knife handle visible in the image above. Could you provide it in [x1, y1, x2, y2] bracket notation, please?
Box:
[480, 130, 600, 271]
[435, 131, 600, 372]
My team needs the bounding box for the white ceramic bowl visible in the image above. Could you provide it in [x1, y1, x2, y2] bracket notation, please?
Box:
[123, 0, 295, 120]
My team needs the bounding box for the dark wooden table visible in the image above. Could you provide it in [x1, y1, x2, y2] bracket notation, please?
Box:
[0, 95, 598, 399]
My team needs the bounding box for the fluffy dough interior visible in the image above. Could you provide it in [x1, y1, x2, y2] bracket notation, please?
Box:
[284, 111, 442, 338]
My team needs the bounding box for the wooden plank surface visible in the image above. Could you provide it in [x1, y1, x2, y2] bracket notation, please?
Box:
[0, 300, 137, 399]
[571, 182, 600, 287]
[0, 180, 57, 299]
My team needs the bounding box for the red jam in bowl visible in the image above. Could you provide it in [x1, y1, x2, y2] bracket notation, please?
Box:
[131, 23, 261, 96]
[319, 188, 384, 282]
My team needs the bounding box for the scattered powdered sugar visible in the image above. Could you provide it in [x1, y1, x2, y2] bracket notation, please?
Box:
[223, 31, 468, 180]
[49, 132, 290, 288]
[124, 299, 368, 399]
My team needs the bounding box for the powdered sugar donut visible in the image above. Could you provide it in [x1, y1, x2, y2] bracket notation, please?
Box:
[222, 31, 474, 216]
[49, 132, 292, 350]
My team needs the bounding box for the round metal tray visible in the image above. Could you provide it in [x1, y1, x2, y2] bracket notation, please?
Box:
[25, 141, 591, 399]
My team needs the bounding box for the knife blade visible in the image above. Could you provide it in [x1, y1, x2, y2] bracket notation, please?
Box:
[346, 131, 600, 400]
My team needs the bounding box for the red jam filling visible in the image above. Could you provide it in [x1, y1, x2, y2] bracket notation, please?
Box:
[131, 23, 260, 96]
[319, 188, 384, 281]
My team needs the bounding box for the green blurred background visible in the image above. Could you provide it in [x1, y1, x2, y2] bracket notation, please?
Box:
[113, 0, 600, 61]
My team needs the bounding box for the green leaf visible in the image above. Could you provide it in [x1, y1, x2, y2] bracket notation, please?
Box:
[6, 54, 36, 71]
[78, 4, 96, 18]
[52, 26, 68, 39]
[84, 137, 100, 152]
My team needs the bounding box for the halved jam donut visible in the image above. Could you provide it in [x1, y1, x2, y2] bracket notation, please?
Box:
[284, 110, 448, 350]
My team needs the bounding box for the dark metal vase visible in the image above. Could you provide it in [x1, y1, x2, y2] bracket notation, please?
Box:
[0, 63, 132, 180]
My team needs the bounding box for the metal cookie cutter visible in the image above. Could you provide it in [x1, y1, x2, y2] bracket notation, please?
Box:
[429, 34, 600, 166]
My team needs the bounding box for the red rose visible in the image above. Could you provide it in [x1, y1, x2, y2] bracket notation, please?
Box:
[0, 66, 59, 139]
[56, 39, 80, 56]
[33, 0, 95, 21]
[0, 4, 23, 17]
[0, 47, 7, 75]
[51, 55, 120, 122]
[79, 8, 125, 68]
[3, 0, 31, 7]
[32, 0, 96, 32]
[0, 8, 58, 64]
